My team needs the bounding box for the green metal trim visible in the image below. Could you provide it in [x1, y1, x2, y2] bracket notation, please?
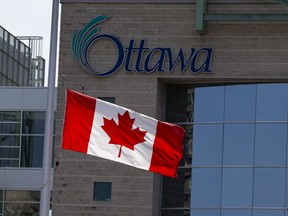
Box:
[204, 14, 288, 21]
[195, 0, 207, 34]
[196, 0, 288, 34]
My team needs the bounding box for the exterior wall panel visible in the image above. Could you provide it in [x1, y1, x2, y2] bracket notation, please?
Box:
[54, 1, 288, 216]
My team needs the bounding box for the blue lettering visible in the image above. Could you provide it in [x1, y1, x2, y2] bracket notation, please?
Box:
[144, 48, 166, 73]
[166, 48, 196, 73]
[191, 48, 213, 73]
[84, 34, 124, 77]
[82, 35, 213, 76]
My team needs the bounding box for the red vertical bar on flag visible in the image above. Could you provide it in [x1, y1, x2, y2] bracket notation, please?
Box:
[62, 89, 96, 153]
[149, 122, 185, 178]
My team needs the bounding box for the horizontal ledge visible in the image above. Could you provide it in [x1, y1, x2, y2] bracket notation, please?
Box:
[204, 13, 288, 21]
[60, 0, 278, 3]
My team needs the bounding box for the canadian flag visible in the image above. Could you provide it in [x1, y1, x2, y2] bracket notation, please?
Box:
[62, 89, 185, 178]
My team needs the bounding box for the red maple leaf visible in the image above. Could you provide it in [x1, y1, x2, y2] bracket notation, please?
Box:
[101, 111, 147, 157]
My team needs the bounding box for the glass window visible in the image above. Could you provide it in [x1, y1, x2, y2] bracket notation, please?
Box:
[253, 210, 284, 216]
[8, 58, 13, 79]
[192, 124, 223, 166]
[190, 210, 220, 216]
[14, 40, 19, 61]
[255, 124, 287, 166]
[19, 43, 25, 65]
[222, 168, 253, 207]
[98, 97, 115, 104]
[9, 35, 14, 57]
[253, 168, 286, 207]
[224, 85, 256, 121]
[3, 31, 8, 53]
[0, 148, 19, 159]
[194, 86, 225, 122]
[256, 84, 288, 121]
[0, 160, 18, 167]
[0, 111, 21, 122]
[5, 203, 40, 216]
[3, 191, 40, 216]
[223, 124, 254, 165]
[93, 182, 112, 201]
[22, 112, 45, 134]
[191, 168, 221, 208]
[222, 210, 252, 216]
[0, 136, 20, 146]
[21, 136, 44, 167]
[0, 123, 20, 134]
[24, 46, 30, 68]
[5, 191, 40, 202]
[2, 54, 8, 76]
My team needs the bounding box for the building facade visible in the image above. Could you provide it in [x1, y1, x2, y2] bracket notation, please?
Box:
[0, 27, 52, 216]
[53, 0, 288, 216]
[0, 26, 45, 87]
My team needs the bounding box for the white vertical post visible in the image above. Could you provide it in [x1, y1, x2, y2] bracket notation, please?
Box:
[40, 0, 59, 215]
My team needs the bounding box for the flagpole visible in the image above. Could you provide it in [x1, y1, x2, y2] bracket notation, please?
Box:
[40, 0, 59, 215]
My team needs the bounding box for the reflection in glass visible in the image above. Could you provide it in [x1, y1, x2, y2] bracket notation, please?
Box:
[22, 112, 45, 135]
[224, 84, 256, 121]
[0, 160, 18, 167]
[0, 148, 19, 159]
[191, 168, 221, 208]
[191, 83, 288, 216]
[5, 191, 40, 202]
[222, 210, 252, 216]
[253, 210, 284, 216]
[21, 136, 44, 167]
[0, 123, 20, 134]
[4, 203, 39, 216]
[222, 168, 253, 207]
[0, 136, 20, 146]
[223, 124, 254, 165]
[253, 168, 285, 207]
[192, 124, 223, 166]
[194, 86, 224, 122]
[0, 112, 21, 122]
[255, 124, 287, 166]
[190, 210, 220, 216]
[256, 84, 288, 121]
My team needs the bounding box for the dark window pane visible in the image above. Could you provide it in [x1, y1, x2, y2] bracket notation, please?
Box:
[0, 160, 18, 167]
[194, 86, 224, 122]
[21, 136, 44, 168]
[222, 168, 253, 207]
[0, 136, 20, 146]
[256, 84, 288, 121]
[0, 148, 19, 159]
[224, 84, 256, 121]
[223, 124, 254, 165]
[98, 97, 115, 104]
[253, 168, 285, 207]
[0, 123, 20, 134]
[192, 124, 223, 166]
[93, 182, 112, 201]
[0, 112, 21, 122]
[191, 168, 221, 208]
[22, 112, 45, 134]
[255, 124, 287, 166]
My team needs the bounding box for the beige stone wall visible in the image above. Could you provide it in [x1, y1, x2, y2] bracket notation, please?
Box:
[53, 2, 288, 216]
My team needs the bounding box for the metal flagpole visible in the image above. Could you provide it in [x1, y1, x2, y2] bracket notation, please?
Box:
[40, 0, 59, 215]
